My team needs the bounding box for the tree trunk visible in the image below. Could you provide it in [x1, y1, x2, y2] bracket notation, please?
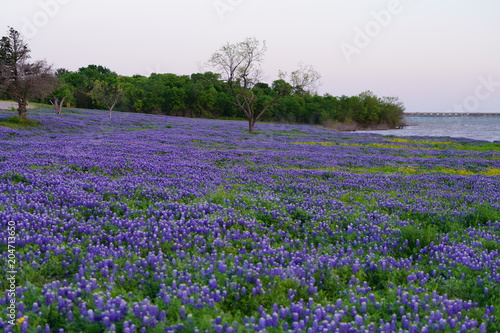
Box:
[51, 93, 74, 116]
[248, 119, 255, 132]
[109, 95, 119, 119]
[55, 104, 63, 115]
[51, 97, 62, 115]
[18, 99, 28, 120]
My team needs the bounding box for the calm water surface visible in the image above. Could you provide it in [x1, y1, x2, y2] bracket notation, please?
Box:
[363, 115, 500, 142]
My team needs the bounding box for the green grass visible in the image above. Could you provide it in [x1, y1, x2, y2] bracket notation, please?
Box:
[294, 139, 500, 152]
[452, 141, 500, 152]
[1, 171, 31, 184]
[0, 116, 40, 128]
[397, 225, 438, 257]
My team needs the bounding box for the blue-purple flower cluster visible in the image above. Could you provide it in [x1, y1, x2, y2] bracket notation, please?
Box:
[0, 108, 499, 332]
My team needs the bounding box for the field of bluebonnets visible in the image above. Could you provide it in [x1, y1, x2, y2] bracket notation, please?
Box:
[0, 107, 499, 333]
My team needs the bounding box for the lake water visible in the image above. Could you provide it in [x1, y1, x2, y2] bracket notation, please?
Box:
[362, 115, 500, 142]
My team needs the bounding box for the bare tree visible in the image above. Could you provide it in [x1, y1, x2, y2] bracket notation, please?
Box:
[0, 27, 57, 119]
[208, 37, 320, 132]
[208, 37, 268, 132]
[284, 62, 322, 96]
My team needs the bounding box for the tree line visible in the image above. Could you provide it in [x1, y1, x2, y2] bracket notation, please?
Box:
[1, 29, 405, 131]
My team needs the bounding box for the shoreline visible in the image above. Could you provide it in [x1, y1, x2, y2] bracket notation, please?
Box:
[404, 112, 500, 116]
[323, 123, 407, 132]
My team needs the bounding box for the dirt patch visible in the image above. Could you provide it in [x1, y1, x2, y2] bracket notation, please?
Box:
[0, 101, 36, 110]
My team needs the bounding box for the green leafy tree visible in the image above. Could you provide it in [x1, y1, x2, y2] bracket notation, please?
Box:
[70, 65, 118, 109]
[317, 94, 341, 125]
[89, 78, 124, 118]
[50, 69, 77, 115]
[269, 94, 305, 123]
[185, 73, 220, 117]
[355, 91, 380, 126]
[379, 96, 406, 128]
[302, 95, 324, 124]
[215, 91, 240, 118]
[51, 60, 404, 129]
[163, 87, 185, 114]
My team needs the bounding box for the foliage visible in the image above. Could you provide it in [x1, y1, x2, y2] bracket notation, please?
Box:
[49, 70, 77, 115]
[49, 66, 404, 129]
[0, 115, 40, 128]
[89, 79, 124, 117]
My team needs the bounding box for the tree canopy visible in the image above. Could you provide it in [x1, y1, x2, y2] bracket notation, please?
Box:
[47, 66, 405, 130]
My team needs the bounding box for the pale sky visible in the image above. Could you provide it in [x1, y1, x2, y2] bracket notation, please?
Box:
[1, 0, 499, 112]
